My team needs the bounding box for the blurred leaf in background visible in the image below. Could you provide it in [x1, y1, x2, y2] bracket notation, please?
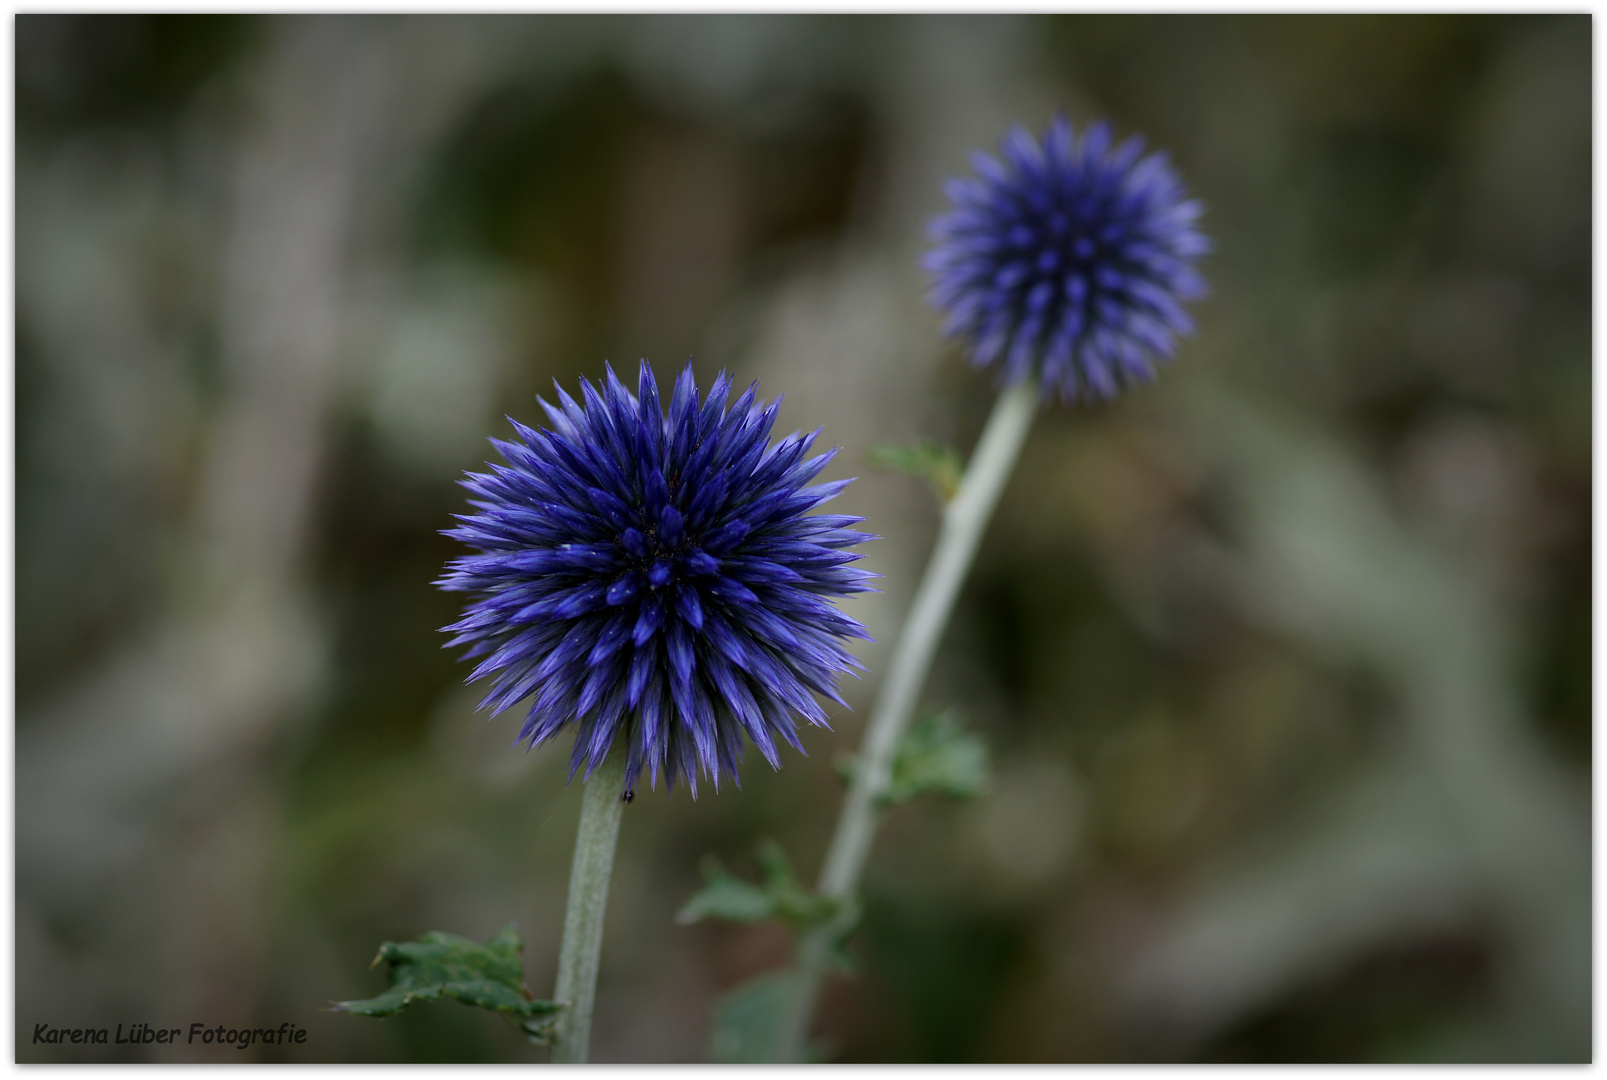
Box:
[835, 708, 990, 805]
[868, 440, 963, 504]
[679, 840, 841, 935]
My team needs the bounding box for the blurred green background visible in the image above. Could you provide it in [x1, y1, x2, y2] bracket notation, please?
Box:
[15, 13, 1590, 1063]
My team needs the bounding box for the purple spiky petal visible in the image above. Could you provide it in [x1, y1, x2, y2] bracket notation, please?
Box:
[439, 360, 878, 797]
[925, 115, 1211, 404]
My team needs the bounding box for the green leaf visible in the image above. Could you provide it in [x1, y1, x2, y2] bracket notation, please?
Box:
[838, 709, 990, 806]
[707, 970, 835, 1064]
[822, 895, 863, 976]
[887, 709, 989, 804]
[708, 970, 799, 1063]
[330, 924, 563, 1044]
[677, 840, 838, 933]
[867, 440, 963, 503]
[676, 857, 776, 924]
[755, 839, 838, 929]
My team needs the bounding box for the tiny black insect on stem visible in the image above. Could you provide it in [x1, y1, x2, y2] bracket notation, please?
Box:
[622, 790, 634, 803]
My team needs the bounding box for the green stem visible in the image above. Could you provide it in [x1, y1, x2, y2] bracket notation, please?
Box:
[774, 381, 1039, 1061]
[550, 753, 627, 1064]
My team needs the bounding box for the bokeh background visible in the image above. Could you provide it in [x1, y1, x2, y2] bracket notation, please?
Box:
[15, 13, 1590, 1063]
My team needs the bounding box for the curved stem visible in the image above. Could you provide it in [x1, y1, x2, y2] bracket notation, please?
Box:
[550, 753, 627, 1064]
[775, 381, 1038, 1061]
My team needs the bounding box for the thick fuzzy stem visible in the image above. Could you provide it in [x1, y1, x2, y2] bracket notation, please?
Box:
[550, 754, 628, 1064]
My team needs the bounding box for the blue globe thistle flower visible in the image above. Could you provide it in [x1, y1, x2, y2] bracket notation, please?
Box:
[924, 116, 1211, 403]
[438, 361, 876, 797]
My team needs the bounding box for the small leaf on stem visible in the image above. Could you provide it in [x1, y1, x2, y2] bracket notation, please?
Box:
[867, 441, 963, 503]
[837, 708, 990, 805]
[330, 924, 563, 1045]
[677, 840, 839, 933]
[676, 857, 777, 924]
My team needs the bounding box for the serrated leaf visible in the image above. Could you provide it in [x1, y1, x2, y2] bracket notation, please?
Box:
[838, 709, 990, 806]
[867, 440, 963, 503]
[678, 840, 838, 933]
[330, 924, 562, 1044]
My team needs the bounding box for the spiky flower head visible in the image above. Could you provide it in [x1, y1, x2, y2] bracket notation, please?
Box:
[438, 361, 875, 797]
[924, 116, 1210, 403]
